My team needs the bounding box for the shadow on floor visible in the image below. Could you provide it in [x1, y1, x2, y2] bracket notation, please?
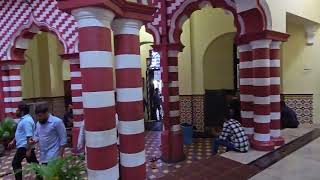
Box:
[145, 121, 163, 131]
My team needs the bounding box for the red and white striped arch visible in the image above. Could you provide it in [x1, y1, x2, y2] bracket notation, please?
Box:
[146, 0, 272, 46]
[0, 0, 78, 61]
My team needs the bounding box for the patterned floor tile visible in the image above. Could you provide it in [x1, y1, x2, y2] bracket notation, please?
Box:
[0, 131, 214, 179]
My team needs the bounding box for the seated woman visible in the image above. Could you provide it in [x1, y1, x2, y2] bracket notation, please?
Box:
[281, 101, 299, 129]
[212, 109, 249, 155]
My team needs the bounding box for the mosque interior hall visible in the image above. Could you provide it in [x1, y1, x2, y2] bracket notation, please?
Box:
[1, 0, 320, 180]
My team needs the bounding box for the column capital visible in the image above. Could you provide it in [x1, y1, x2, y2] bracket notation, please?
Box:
[237, 30, 290, 45]
[72, 7, 115, 28]
[250, 39, 272, 49]
[112, 18, 143, 35]
[153, 43, 184, 53]
[59, 0, 155, 22]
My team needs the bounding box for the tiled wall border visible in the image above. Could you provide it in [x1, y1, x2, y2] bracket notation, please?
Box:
[283, 94, 313, 124]
[180, 95, 205, 132]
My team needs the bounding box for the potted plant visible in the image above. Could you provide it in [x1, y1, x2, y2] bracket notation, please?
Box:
[24, 156, 85, 180]
[0, 117, 17, 155]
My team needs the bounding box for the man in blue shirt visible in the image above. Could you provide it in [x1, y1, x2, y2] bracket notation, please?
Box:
[10, 103, 39, 180]
[31, 103, 67, 164]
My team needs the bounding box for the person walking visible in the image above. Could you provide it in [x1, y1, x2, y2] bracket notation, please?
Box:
[153, 88, 162, 121]
[30, 103, 67, 164]
[10, 103, 39, 180]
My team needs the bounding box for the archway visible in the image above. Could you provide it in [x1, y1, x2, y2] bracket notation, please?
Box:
[21, 32, 67, 116]
[0, 0, 83, 152]
[0, 0, 79, 119]
[203, 32, 238, 132]
[146, 0, 289, 156]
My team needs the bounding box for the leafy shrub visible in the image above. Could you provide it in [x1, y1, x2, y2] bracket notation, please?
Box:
[24, 156, 86, 180]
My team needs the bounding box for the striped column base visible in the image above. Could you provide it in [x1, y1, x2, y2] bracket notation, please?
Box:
[271, 136, 285, 146]
[71, 127, 82, 154]
[161, 129, 185, 163]
[251, 139, 275, 151]
[120, 164, 146, 180]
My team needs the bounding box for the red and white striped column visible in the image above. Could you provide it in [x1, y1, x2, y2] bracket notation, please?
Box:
[2, 64, 23, 120]
[250, 40, 275, 151]
[72, 7, 118, 179]
[167, 49, 184, 162]
[112, 18, 146, 180]
[168, 50, 180, 127]
[238, 44, 254, 138]
[69, 57, 84, 151]
[270, 41, 284, 146]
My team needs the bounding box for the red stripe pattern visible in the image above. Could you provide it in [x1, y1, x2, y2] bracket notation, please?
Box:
[238, 44, 254, 138]
[0, 0, 78, 60]
[113, 19, 146, 180]
[162, 49, 184, 163]
[250, 40, 275, 151]
[1, 65, 22, 121]
[270, 41, 284, 146]
[167, 50, 180, 126]
[68, 58, 84, 151]
[72, 8, 118, 179]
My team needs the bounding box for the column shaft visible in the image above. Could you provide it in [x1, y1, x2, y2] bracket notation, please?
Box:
[113, 18, 146, 180]
[2, 65, 22, 120]
[270, 41, 285, 146]
[250, 40, 275, 151]
[72, 7, 118, 180]
[238, 44, 254, 138]
[69, 59, 84, 151]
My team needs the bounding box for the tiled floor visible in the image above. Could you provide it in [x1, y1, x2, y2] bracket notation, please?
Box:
[0, 131, 213, 180]
[2, 126, 317, 179]
[158, 155, 259, 180]
[221, 126, 314, 164]
[250, 137, 320, 180]
[145, 132, 213, 179]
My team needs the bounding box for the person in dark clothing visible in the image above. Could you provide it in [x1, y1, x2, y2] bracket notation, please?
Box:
[9, 103, 41, 180]
[226, 94, 241, 123]
[153, 88, 162, 121]
[63, 104, 73, 128]
[281, 101, 299, 129]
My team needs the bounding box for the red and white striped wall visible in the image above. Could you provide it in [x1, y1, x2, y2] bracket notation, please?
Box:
[238, 44, 254, 138]
[72, 7, 119, 180]
[112, 18, 146, 180]
[270, 41, 284, 146]
[250, 40, 275, 151]
[1, 64, 23, 121]
[167, 50, 180, 126]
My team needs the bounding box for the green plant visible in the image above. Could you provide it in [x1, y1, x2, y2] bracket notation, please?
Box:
[0, 117, 17, 141]
[24, 156, 85, 180]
